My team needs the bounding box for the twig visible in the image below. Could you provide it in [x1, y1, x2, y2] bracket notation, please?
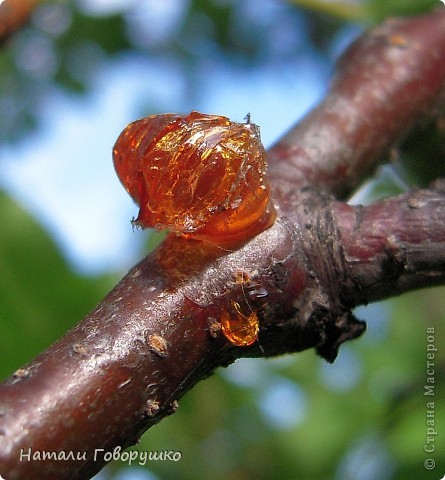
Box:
[0, 0, 40, 45]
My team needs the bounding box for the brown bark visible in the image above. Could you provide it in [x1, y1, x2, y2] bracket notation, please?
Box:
[0, 0, 40, 45]
[1, 8, 445, 480]
[268, 10, 445, 203]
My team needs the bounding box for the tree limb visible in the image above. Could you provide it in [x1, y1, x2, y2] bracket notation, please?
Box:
[1, 8, 445, 480]
[0, 0, 40, 45]
[268, 9, 445, 204]
[334, 185, 445, 305]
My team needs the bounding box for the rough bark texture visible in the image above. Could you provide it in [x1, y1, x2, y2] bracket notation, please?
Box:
[1, 8, 445, 480]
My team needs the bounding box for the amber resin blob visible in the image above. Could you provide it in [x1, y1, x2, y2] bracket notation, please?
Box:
[221, 300, 259, 347]
[113, 111, 276, 248]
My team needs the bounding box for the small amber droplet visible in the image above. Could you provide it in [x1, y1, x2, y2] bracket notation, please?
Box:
[220, 300, 259, 347]
[388, 34, 408, 48]
[113, 111, 276, 248]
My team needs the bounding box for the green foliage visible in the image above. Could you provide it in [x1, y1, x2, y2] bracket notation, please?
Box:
[289, 0, 438, 22]
[396, 115, 445, 187]
[0, 191, 113, 379]
[367, 0, 439, 22]
[52, 8, 131, 92]
[0, 1, 130, 142]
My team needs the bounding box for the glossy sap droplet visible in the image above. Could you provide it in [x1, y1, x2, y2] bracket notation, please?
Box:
[220, 300, 259, 347]
[113, 111, 276, 248]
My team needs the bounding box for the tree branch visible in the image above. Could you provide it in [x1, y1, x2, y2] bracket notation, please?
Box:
[334, 184, 445, 305]
[1, 9, 445, 480]
[268, 8, 445, 204]
[0, 0, 40, 45]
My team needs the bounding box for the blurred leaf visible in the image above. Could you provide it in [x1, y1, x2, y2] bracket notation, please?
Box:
[0, 190, 113, 379]
[288, 0, 438, 23]
[53, 5, 131, 92]
[367, 0, 438, 22]
[288, 0, 367, 22]
[395, 115, 445, 187]
[385, 289, 445, 478]
[187, 0, 233, 50]
[0, 1, 131, 142]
